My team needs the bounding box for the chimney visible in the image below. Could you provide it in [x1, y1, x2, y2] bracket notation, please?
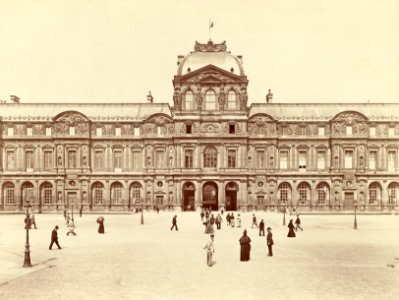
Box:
[266, 89, 273, 103]
[177, 55, 184, 66]
[146, 91, 153, 103]
[10, 95, 20, 103]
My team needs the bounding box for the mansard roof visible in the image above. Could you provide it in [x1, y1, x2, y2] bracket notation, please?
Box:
[0, 103, 172, 122]
[249, 103, 399, 122]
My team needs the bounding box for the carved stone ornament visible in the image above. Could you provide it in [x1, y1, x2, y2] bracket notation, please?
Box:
[201, 124, 219, 133]
[33, 124, 45, 135]
[56, 112, 87, 126]
[194, 40, 227, 52]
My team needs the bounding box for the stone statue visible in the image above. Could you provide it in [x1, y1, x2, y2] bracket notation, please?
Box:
[195, 87, 203, 110]
[218, 85, 226, 109]
[240, 88, 248, 110]
[173, 87, 182, 110]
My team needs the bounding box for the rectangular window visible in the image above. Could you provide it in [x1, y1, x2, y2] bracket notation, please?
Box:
[301, 127, 307, 136]
[227, 150, 236, 168]
[44, 151, 53, 169]
[5, 185, 15, 205]
[157, 126, 162, 136]
[25, 151, 34, 169]
[318, 127, 325, 136]
[69, 126, 75, 136]
[388, 151, 396, 171]
[185, 150, 193, 168]
[317, 151, 325, 170]
[44, 186, 52, 204]
[7, 127, 14, 136]
[369, 127, 376, 136]
[369, 188, 377, 204]
[115, 128, 121, 136]
[369, 151, 377, 170]
[280, 151, 288, 169]
[7, 151, 15, 169]
[257, 195, 265, 206]
[186, 124, 192, 134]
[27, 127, 33, 136]
[133, 127, 140, 136]
[345, 151, 353, 169]
[229, 124, 236, 134]
[96, 127, 102, 136]
[389, 128, 394, 137]
[132, 151, 141, 170]
[299, 151, 307, 171]
[114, 150, 123, 169]
[346, 126, 352, 135]
[68, 150, 77, 168]
[256, 150, 265, 168]
[156, 151, 164, 168]
[46, 127, 52, 136]
[282, 127, 287, 135]
[94, 151, 104, 169]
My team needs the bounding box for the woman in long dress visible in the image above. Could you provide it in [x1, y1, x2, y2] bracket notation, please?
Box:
[287, 219, 296, 237]
[97, 217, 105, 234]
[239, 230, 251, 261]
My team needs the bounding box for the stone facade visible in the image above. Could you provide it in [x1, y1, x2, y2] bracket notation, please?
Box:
[0, 41, 398, 213]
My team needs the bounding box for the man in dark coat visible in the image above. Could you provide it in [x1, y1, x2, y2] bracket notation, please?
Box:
[295, 215, 303, 231]
[267, 227, 274, 256]
[49, 225, 61, 250]
[239, 230, 251, 261]
[251, 214, 258, 228]
[170, 215, 178, 231]
[259, 219, 265, 236]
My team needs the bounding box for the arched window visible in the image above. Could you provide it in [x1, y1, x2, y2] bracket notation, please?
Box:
[21, 182, 34, 205]
[92, 182, 104, 204]
[3, 182, 15, 205]
[298, 182, 310, 204]
[278, 182, 291, 204]
[204, 146, 217, 168]
[388, 182, 399, 205]
[41, 182, 53, 205]
[369, 182, 381, 204]
[227, 90, 237, 110]
[131, 182, 142, 205]
[111, 182, 123, 205]
[205, 90, 216, 110]
[185, 90, 194, 110]
[317, 183, 329, 205]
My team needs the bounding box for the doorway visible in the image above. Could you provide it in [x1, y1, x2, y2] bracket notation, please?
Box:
[182, 182, 195, 211]
[344, 192, 354, 210]
[203, 182, 218, 211]
[225, 182, 238, 211]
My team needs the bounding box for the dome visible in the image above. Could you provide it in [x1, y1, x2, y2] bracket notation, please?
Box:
[177, 41, 245, 76]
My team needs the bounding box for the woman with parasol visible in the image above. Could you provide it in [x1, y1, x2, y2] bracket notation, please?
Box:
[97, 216, 105, 234]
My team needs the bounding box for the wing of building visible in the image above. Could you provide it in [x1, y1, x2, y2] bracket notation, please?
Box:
[1, 40, 398, 213]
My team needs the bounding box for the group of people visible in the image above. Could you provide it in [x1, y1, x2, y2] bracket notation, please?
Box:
[287, 215, 303, 238]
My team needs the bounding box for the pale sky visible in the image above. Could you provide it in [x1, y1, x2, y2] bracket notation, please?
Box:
[0, 0, 398, 105]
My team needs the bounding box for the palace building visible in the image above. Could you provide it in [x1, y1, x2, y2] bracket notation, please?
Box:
[0, 40, 398, 213]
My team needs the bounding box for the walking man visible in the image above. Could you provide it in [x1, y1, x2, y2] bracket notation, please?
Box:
[170, 215, 178, 231]
[295, 214, 303, 231]
[66, 220, 77, 236]
[49, 225, 61, 250]
[203, 234, 215, 267]
[267, 227, 274, 256]
[251, 214, 258, 228]
[259, 219, 265, 236]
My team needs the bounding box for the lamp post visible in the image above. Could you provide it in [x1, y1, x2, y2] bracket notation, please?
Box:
[141, 198, 144, 225]
[23, 199, 32, 268]
[283, 202, 286, 226]
[353, 200, 358, 230]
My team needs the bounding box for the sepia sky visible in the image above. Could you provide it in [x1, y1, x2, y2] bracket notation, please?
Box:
[0, 0, 398, 105]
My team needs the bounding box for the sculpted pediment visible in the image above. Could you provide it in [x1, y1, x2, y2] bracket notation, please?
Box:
[179, 65, 245, 84]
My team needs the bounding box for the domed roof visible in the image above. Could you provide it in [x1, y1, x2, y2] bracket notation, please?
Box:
[177, 41, 245, 76]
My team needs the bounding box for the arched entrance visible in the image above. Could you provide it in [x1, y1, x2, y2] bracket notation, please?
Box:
[203, 181, 218, 210]
[182, 182, 195, 211]
[225, 182, 238, 211]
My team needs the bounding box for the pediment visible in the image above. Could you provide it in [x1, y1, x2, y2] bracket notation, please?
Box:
[176, 65, 246, 84]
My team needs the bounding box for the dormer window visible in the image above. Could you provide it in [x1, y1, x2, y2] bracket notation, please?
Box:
[229, 124, 236, 134]
[186, 124, 192, 134]
[230, 68, 234, 73]
[187, 68, 191, 73]
[205, 90, 216, 110]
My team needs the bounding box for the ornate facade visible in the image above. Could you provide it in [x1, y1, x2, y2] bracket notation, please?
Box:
[1, 40, 398, 213]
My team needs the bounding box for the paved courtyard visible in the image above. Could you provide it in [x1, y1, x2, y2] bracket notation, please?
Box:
[0, 211, 398, 300]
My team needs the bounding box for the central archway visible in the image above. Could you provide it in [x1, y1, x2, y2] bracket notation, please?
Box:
[182, 182, 195, 211]
[202, 181, 218, 210]
[225, 182, 238, 211]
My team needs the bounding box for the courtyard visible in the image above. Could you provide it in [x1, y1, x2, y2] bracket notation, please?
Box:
[0, 211, 398, 300]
